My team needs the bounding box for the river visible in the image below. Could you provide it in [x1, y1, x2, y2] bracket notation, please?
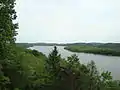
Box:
[29, 46, 120, 80]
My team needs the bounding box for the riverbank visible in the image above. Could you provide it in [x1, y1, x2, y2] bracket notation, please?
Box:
[64, 45, 120, 56]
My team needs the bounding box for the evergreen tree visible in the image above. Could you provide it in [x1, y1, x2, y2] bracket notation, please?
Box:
[46, 46, 61, 74]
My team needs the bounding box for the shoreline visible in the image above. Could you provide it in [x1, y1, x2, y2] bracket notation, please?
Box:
[64, 46, 120, 56]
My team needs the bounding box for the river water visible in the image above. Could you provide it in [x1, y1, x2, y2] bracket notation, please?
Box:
[29, 46, 120, 80]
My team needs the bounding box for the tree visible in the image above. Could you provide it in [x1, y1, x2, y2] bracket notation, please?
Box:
[0, 0, 18, 65]
[0, 0, 18, 64]
[0, 0, 18, 89]
[67, 54, 80, 71]
[87, 61, 100, 90]
[100, 71, 113, 90]
[46, 46, 61, 74]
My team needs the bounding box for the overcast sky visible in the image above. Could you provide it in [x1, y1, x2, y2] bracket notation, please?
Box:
[15, 0, 120, 43]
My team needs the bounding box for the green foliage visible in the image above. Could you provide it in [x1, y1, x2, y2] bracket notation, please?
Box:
[0, 0, 18, 44]
[1, 0, 120, 89]
[45, 47, 120, 90]
[25, 49, 46, 58]
[98, 43, 120, 51]
[46, 46, 61, 74]
[0, 75, 10, 90]
[67, 54, 80, 71]
[0, 0, 18, 89]
[65, 45, 120, 56]
[1, 44, 120, 90]
[0, 46, 49, 89]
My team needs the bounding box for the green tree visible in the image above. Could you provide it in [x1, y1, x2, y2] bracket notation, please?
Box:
[67, 54, 80, 71]
[87, 61, 100, 90]
[0, 0, 18, 59]
[66, 54, 89, 90]
[0, 0, 18, 67]
[0, 0, 18, 89]
[46, 46, 61, 74]
[100, 71, 113, 90]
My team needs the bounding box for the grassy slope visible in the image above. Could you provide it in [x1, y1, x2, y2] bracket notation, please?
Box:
[65, 45, 120, 56]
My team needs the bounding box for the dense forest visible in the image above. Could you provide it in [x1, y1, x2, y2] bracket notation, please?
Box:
[64, 45, 120, 56]
[1, 0, 120, 90]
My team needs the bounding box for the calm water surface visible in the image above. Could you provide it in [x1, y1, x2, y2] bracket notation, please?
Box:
[29, 46, 120, 80]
